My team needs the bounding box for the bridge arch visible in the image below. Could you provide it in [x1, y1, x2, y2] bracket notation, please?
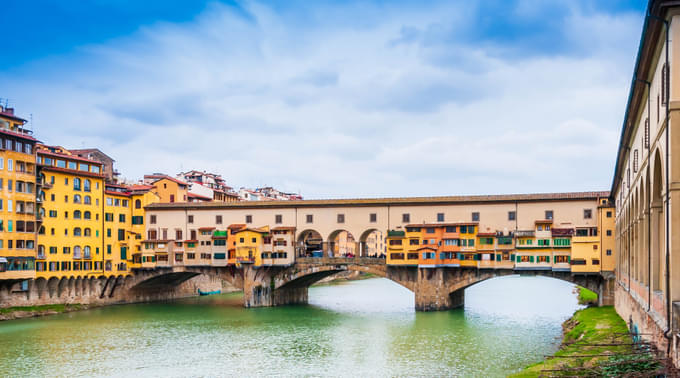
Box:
[296, 229, 323, 257]
[358, 228, 383, 257]
[327, 229, 358, 257]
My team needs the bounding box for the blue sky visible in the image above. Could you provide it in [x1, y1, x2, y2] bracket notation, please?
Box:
[1, 0, 646, 198]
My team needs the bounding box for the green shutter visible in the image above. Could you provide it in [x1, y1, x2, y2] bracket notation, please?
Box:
[496, 254, 501, 261]
[568, 256, 571, 262]
[546, 255, 550, 263]
[516, 255, 521, 263]
[529, 255, 535, 263]
[121, 247, 127, 260]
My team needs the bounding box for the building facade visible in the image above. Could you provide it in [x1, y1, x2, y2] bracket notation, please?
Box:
[0, 106, 38, 283]
[611, 0, 680, 364]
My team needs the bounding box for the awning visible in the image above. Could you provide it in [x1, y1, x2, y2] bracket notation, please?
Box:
[0, 257, 7, 263]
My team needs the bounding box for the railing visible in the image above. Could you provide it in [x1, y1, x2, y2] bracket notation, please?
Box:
[514, 230, 535, 237]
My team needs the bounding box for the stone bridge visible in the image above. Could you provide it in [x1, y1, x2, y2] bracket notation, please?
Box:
[239, 257, 615, 310]
[0, 260, 615, 311]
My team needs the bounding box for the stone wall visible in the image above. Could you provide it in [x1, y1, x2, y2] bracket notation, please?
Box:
[0, 272, 240, 309]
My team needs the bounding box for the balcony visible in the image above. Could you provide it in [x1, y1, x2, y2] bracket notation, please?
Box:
[387, 230, 405, 237]
[515, 230, 534, 237]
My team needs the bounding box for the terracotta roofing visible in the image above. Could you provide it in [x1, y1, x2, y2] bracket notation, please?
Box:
[406, 222, 478, 228]
[198, 227, 216, 231]
[38, 149, 103, 165]
[129, 184, 155, 191]
[416, 246, 437, 251]
[0, 127, 38, 142]
[105, 190, 131, 197]
[0, 110, 27, 123]
[535, 219, 554, 224]
[69, 148, 115, 162]
[146, 191, 609, 210]
[41, 166, 105, 179]
[228, 223, 247, 229]
[272, 226, 296, 231]
[188, 192, 212, 201]
[146, 174, 188, 186]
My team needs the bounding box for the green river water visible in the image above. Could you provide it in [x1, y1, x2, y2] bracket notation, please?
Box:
[0, 276, 582, 377]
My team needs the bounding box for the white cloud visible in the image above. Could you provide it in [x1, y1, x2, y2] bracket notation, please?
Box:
[0, 1, 643, 198]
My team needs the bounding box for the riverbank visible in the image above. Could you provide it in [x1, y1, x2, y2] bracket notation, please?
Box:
[0, 303, 89, 321]
[510, 306, 664, 377]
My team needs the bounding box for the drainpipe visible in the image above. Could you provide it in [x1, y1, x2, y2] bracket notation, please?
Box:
[648, 10, 673, 348]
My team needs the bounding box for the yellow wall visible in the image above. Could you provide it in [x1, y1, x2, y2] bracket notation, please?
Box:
[571, 236, 601, 273]
[103, 192, 131, 276]
[599, 205, 616, 272]
[234, 229, 264, 266]
[0, 130, 37, 280]
[37, 169, 104, 279]
[152, 178, 188, 203]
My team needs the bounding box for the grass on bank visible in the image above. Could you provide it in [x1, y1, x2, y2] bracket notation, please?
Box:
[577, 286, 598, 306]
[0, 303, 84, 315]
[509, 306, 661, 377]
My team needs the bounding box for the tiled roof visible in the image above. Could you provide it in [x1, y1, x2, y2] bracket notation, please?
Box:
[146, 191, 610, 210]
[38, 149, 103, 165]
[0, 128, 38, 142]
[0, 110, 27, 123]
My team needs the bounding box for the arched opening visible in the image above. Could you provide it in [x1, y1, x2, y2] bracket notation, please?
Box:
[327, 229, 357, 258]
[359, 229, 384, 258]
[651, 150, 664, 293]
[296, 229, 323, 257]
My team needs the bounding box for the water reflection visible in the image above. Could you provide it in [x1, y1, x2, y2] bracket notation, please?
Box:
[0, 275, 580, 377]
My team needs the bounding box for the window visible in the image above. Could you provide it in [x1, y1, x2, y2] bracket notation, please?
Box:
[583, 209, 592, 219]
[186, 215, 193, 224]
[74, 210, 82, 219]
[337, 214, 345, 223]
[84, 195, 91, 205]
[49, 210, 57, 218]
[606, 249, 612, 256]
[437, 213, 444, 222]
[592, 259, 600, 265]
[176, 230, 183, 240]
[545, 210, 553, 220]
[7, 159, 12, 172]
[508, 211, 516, 221]
[606, 211, 612, 218]
[73, 177, 81, 191]
[118, 229, 125, 241]
[84, 179, 91, 192]
[84, 228, 91, 237]
[606, 230, 612, 236]
[132, 216, 143, 225]
[426, 227, 435, 234]
[119, 214, 126, 223]
[150, 215, 157, 224]
[74, 194, 82, 204]
[471, 212, 479, 222]
[275, 214, 283, 224]
[245, 215, 252, 224]
[216, 215, 222, 224]
[402, 213, 410, 223]
[306, 214, 313, 223]
[169, 194, 175, 203]
[74, 228, 82, 236]
[369, 213, 377, 223]
[104, 213, 113, 222]
[135, 199, 142, 209]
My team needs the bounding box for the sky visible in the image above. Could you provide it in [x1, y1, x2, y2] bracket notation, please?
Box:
[0, 0, 646, 198]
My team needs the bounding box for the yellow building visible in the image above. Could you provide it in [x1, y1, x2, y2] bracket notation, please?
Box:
[598, 199, 616, 272]
[234, 227, 268, 267]
[36, 145, 105, 279]
[128, 185, 159, 269]
[0, 106, 38, 282]
[143, 174, 189, 203]
[103, 184, 132, 275]
[570, 226, 600, 273]
[386, 230, 407, 265]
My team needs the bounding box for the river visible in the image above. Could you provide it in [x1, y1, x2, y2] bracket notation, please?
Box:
[0, 275, 582, 377]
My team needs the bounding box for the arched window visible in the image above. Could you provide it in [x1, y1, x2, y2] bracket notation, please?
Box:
[39, 190, 46, 201]
[73, 178, 81, 191]
[74, 210, 82, 219]
[38, 245, 45, 255]
[84, 195, 91, 205]
[38, 226, 45, 235]
[84, 228, 91, 237]
[73, 194, 82, 204]
[84, 211, 91, 220]
[39, 207, 45, 218]
[74, 227, 82, 236]
[84, 246, 91, 257]
[135, 199, 142, 209]
[74, 246, 81, 257]
[84, 179, 91, 192]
